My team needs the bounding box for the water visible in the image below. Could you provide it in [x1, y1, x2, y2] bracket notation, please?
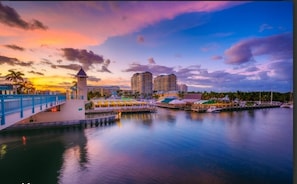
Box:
[0, 107, 292, 184]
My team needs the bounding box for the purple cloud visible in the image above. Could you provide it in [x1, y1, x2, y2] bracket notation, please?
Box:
[57, 64, 82, 71]
[245, 66, 259, 72]
[61, 48, 112, 72]
[4, 44, 25, 51]
[97, 59, 112, 73]
[200, 43, 219, 52]
[88, 76, 101, 82]
[211, 55, 223, 60]
[224, 33, 292, 65]
[0, 55, 33, 67]
[28, 70, 44, 76]
[268, 61, 292, 81]
[98, 65, 112, 73]
[123, 59, 292, 92]
[137, 35, 144, 43]
[148, 57, 156, 64]
[0, 2, 48, 30]
[123, 63, 174, 75]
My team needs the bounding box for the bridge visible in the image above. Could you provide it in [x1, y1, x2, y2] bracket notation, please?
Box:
[0, 94, 66, 131]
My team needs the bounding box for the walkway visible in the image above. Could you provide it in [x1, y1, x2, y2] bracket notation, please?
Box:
[0, 94, 66, 131]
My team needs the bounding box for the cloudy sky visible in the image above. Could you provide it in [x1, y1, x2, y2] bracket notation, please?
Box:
[0, 1, 293, 92]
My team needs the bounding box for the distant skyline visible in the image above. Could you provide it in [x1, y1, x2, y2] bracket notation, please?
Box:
[0, 1, 293, 92]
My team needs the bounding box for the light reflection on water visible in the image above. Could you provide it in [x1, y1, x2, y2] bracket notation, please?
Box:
[0, 107, 292, 184]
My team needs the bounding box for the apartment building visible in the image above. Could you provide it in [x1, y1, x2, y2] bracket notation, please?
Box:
[131, 71, 153, 95]
[153, 74, 177, 92]
[178, 84, 188, 92]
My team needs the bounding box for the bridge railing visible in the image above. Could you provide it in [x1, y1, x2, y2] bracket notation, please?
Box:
[0, 94, 66, 125]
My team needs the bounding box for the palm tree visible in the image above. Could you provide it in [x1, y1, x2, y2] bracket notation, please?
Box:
[21, 80, 35, 94]
[70, 81, 77, 99]
[5, 70, 25, 94]
[5, 69, 24, 83]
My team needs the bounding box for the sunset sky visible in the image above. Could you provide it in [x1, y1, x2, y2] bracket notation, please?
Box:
[0, 1, 293, 92]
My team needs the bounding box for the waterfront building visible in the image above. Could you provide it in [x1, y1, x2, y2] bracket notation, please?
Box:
[183, 93, 202, 103]
[131, 71, 153, 96]
[87, 86, 120, 97]
[159, 91, 179, 99]
[178, 84, 188, 92]
[76, 68, 88, 100]
[0, 84, 16, 94]
[153, 74, 177, 92]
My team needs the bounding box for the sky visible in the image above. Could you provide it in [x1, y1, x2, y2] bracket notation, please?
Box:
[0, 1, 293, 92]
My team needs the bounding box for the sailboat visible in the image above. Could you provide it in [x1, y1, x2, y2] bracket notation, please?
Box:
[281, 92, 293, 108]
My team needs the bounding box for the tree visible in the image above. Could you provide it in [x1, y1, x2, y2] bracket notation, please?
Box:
[5, 70, 25, 94]
[5, 69, 24, 83]
[70, 81, 77, 98]
[19, 80, 35, 94]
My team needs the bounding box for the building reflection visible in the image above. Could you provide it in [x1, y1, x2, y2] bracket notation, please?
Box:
[186, 112, 204, 122]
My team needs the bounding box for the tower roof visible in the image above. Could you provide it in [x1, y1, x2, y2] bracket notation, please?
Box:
[76, 68, 88, 77]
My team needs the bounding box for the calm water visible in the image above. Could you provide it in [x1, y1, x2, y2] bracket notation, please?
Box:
[0, 107, 293, 184]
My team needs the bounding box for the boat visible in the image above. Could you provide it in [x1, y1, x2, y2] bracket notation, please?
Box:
[206, 106, 223, 113]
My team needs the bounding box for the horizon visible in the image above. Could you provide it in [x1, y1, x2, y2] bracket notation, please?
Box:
[0, 1, 293, 93]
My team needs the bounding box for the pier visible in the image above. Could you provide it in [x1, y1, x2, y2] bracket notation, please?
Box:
[86, 106, 157, 114]
[191, 103, 280, 112]
[0, 114, 117, 133]
[90, 99, 157, 114]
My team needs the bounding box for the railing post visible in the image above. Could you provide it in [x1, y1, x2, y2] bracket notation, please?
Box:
[1, 95, 5, 125]
[32, 95, 35, 113]
[46, 95, 48, 108]
[40, 95, 42, 110]
[20, 95, 23, 118]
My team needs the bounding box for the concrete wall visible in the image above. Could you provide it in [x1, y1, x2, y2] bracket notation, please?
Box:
[30, 100, 85, 123]
[77, 77, 87, 100]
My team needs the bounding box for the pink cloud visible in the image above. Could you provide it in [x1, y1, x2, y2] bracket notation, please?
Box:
[2, 1, 247, 47]
[211, 55, 223, 60]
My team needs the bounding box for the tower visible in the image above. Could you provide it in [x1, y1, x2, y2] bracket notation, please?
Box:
[76, 68, 88, 100]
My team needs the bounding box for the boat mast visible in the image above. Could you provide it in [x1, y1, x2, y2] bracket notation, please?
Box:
[270, 91, 273, 104]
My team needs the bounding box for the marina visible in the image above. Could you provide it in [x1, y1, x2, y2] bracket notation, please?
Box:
[0, 107, 292, 184]
[0, 2, 293, 184]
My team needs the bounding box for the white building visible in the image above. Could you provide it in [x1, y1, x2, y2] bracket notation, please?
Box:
[76, 68, 88, 100]
[0, 84, 16, 95]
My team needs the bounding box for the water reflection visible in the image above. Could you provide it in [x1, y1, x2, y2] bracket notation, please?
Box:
[0, 144, 7, 159]
[186, 112, 204, 122]
[0, 108, 292, 184]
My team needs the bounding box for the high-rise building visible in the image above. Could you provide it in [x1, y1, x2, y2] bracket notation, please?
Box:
[153, 74, 177, 92]
[131, 71, 153, 95]
[178, 84, 188, 92]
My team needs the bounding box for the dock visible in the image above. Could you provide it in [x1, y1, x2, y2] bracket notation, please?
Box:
[0, 114, 117, 133]
[155, 103, 185, 110]
[86, 106, 157, 114]
[191, 103, 280, 113]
